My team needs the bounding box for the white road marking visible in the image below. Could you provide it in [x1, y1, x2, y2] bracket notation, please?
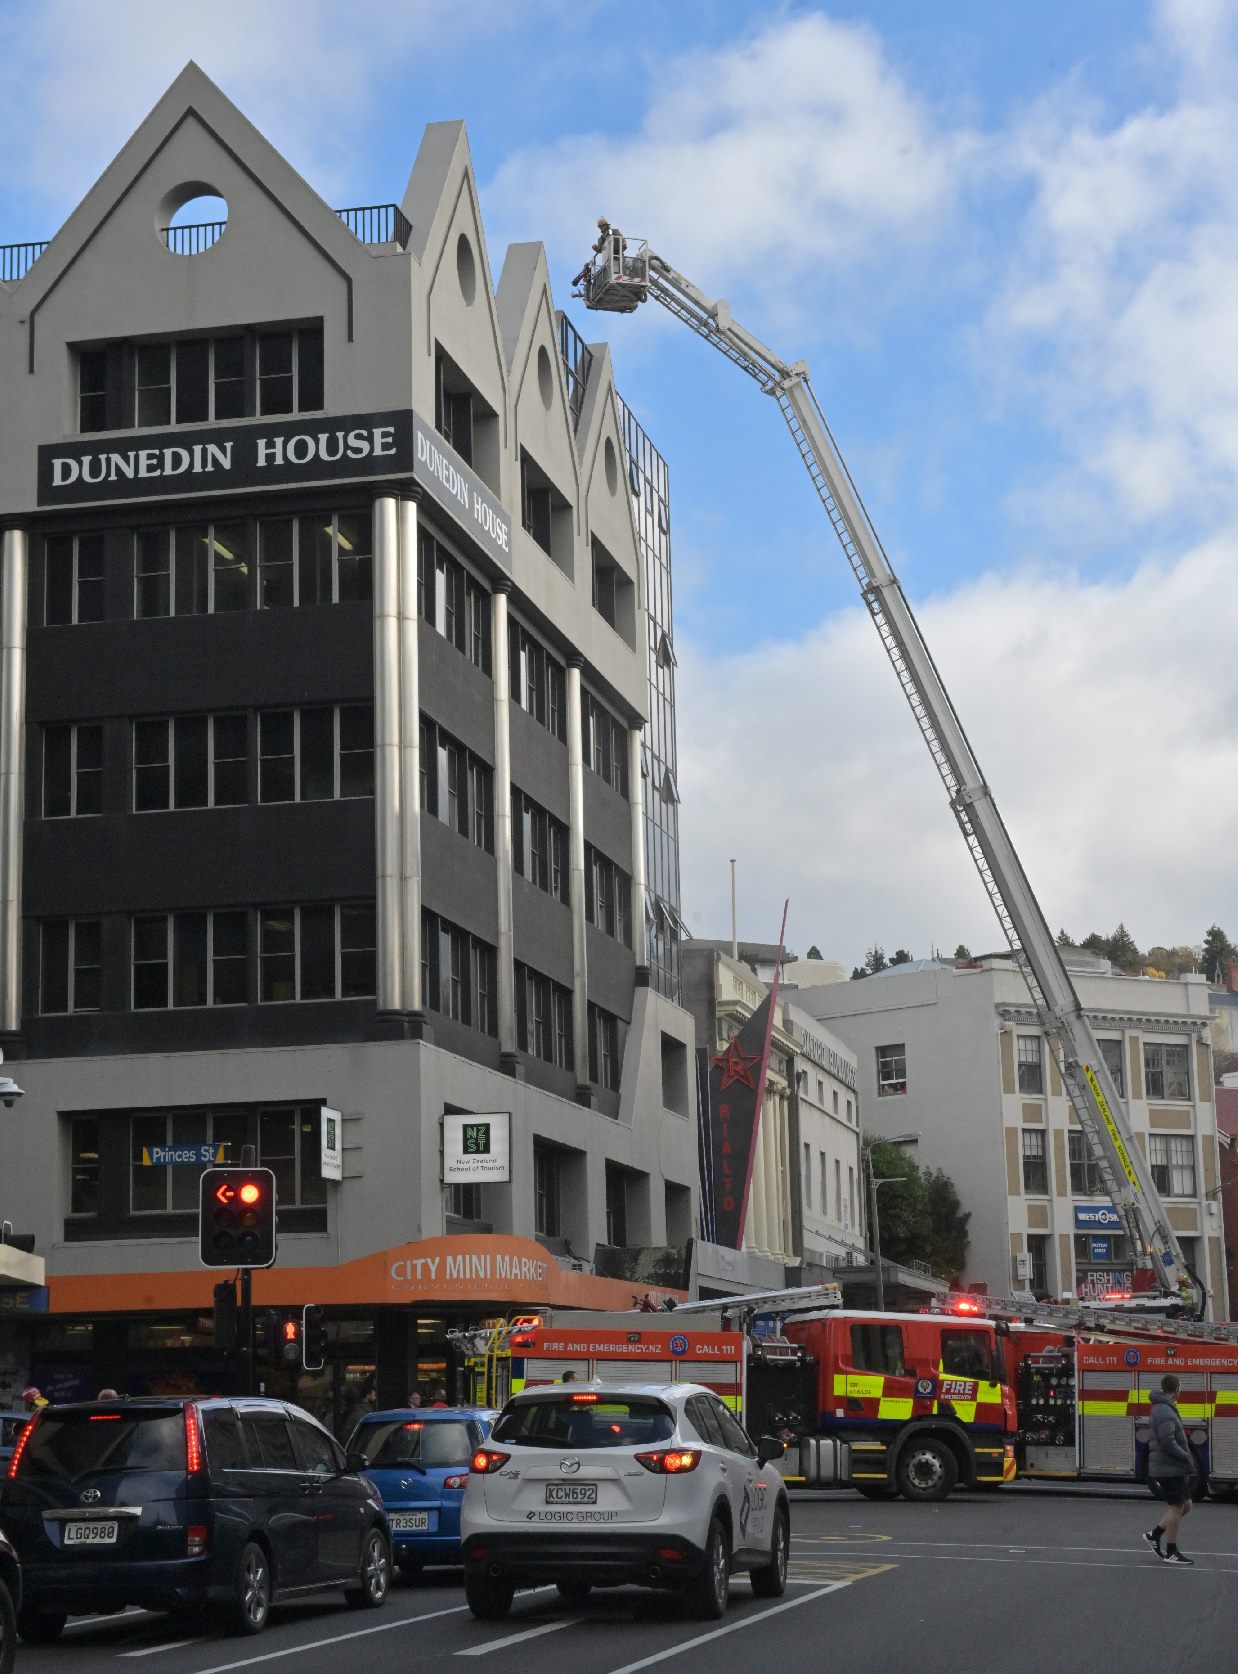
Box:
[602, 1585, 846, 1674]
[185, 1602, 470, 1674]
[456, 1619, 573, 1656]
[120, 1639, 198, 1657]
[796, 1536, 1238, 1559]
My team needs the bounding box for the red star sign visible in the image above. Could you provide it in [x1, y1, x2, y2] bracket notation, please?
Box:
[712, 1038, 760, 1091]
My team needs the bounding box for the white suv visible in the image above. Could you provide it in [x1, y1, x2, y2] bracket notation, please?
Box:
[459, 1382, 789, 1621]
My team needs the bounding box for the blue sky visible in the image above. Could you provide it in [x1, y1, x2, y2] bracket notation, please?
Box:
[1, 0, 1234, 966]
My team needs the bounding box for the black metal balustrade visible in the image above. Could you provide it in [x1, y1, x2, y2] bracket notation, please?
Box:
[161, 221, 228, 255]
[334, 204, 412, 248]
[0, 241, 49, 281]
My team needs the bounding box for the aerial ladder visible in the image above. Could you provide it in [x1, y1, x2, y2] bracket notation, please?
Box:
[575, 224, 1203, 1316]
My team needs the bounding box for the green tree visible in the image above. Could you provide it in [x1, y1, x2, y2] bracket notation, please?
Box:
[806, 945, 823, 960]
[863, 1137, 930, 1267]
[1202, 924, 1237, 985]
[953, 944, 972, 961]
[1080, 932, 1108, 956]
[1055, 928, 1075, 948]
[1106, 923, 1142, 971]
[922, 1169, 970, 1283]
[890, 948, 913, 966]
[851, 944, 889, 980]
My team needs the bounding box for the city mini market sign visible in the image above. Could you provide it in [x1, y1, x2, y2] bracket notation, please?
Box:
[387, 1235, 551, 1302]
[37, 408, 514, 574]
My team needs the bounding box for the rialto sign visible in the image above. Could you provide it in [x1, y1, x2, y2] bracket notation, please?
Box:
[36, 407, 514, 574]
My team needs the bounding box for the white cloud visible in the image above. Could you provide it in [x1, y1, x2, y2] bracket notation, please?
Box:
[677, 535, 1238, 967]
[0, 0, 517, 213]
[484, 12, 976, 328]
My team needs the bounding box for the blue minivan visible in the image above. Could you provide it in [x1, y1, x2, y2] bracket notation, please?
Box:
[1, 1396, 391, 1641]
[351, 1408, 497, 1578]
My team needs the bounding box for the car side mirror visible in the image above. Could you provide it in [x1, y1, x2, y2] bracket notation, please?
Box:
[345, 1450, 369, 1473]
[757, 1436, 785, 1466]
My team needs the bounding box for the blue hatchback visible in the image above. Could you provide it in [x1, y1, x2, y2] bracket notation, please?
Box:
[351, 1409, 497, 1578]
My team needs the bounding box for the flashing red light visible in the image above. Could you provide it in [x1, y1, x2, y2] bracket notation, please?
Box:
[89, 1413, 122, 1421]
[470, 1448, 510, 1474]
[239, 1182, 262, 1205]
[950, 1299, 982, 1314]
[6, 1414, 37, 1479]
[569, 1392, 600, 1404]
[184, 1405, 203, 1474]
[635, 1448, 701, 1475]
[402, 1421, 425, 1431]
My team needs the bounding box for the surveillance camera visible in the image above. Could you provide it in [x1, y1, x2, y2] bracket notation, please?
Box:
[0, 1076, 25, 1108]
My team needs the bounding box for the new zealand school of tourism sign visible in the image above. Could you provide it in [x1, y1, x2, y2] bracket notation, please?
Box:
[36, 408, 514, 574]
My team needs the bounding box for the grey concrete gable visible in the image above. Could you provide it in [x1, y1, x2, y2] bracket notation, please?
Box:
[573, 340, 644, 592]
[503, 246, 582, 512]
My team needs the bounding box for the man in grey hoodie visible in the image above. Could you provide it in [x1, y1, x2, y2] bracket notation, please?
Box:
[1143, 1373, 1195, 1565]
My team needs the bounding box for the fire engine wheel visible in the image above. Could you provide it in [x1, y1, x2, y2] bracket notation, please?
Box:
[896, 1438, 958, 1502]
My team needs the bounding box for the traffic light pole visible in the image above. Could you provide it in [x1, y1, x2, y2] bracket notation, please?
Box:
[239, 1266, 253, 1397]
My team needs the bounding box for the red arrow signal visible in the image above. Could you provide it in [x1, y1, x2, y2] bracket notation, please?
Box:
[214, 1183, 236, 1205]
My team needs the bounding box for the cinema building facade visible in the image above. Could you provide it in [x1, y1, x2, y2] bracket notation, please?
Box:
[0, 65, 696, 1423]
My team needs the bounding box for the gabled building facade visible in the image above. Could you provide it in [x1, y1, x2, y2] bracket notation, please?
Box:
[0, 66, 696, 1417]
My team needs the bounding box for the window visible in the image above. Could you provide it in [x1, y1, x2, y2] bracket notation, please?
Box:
[591, 537, 636, 646]
[258, 1105, 329, 1207]
[605, 1166, 628, 1246]
[420, 717, 492, 852]
[581, 691, 629, 796]
[203, 1408, 248, 1472]
[258, 511, 372, 608]
[1026, 1234, 1049, 1295]
[819, 1152, 828, 1218]
[1017, 1035, 1044, 1095]
[448, 1182, 483, 1222]
[134, 522, 250, 617]
[1099, 1037, 1125, 1098]
[847, 1098, 854, 1124]
[534, 1144, 561, 1238]
[258, 706, 373, 803]
[508, 621, 567, 742]
[685, 1394, 725, 1449]
[831, 1087, 837, 1113]
[133, 714, 248, 811]
[421, 909, 497, 1035]
[511, 789, 569, 904]
[849, 1324, 905, 1375]
[45, 533, 104, 625]
[43, 723, 102, 818]
[40, 918, 101, 1013]
[802, 1143, 812, 1208]
[435, 348, 474, 463]
[515, 963, 573, 1069]
[834, 1158, 842, 1220]
[81, 327, 322, 432]
[1073, 1232, 1130, 1265]
[848, 1165, 855, 1225]
[1149, 1134, 1197, 1197]
[876, 1043, 907, 1096]
[519, 448, 571, 571]
[940, 1330, 993, 1380]
[69, 1116, 99, 1215]
[417, 530, 491, 673]
[712, 1400, 756, 1459]
[1144, 1042, 1190, 1101]
[130, 910, 249, 1008]
[1068, 1130, 1106, 1196]
[258, 903, 376, 1002]
[587, 1002, 623, 1091]
[1021, 1128, 1048, 1195]
[585, 844, 632, 945]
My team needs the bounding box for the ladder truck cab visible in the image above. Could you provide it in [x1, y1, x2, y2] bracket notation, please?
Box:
[782, 1310, 1016, 1501]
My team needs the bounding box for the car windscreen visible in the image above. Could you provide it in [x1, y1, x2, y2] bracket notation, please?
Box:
[17, 1408, 185, 1480]
[491, 1396, 675, 1449]
[356, 1419, 474, 1468]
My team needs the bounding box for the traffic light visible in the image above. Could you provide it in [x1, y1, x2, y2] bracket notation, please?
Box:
[213, 1280, 238, 1351]
[280, 1316, 302, 1365]
[198, 1167, 277, 1268]
[252, 1309, 278, 1367]
[302, 1305, 327, 1372]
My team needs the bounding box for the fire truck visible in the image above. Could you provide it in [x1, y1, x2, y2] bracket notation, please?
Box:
[935, 1293, 1238, 1496]
[454, 1286, 1017, 1502]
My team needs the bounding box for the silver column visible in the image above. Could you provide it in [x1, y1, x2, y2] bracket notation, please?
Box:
[628, 725, 648, 980]
[0, 529, 26, 1036]
[372, 493, 403, 1015]
[491, 583, 517, 1064]
[566, 658, 590, 1100]
[397, 491, 423, 1017]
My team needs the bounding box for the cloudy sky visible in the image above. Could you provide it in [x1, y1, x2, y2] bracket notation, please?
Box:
[0, 0, 1233, 968]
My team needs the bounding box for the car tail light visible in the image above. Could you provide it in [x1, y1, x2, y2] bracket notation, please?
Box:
[657, 1547, 686, 1562]
[635, 1449, 701, 1475]
[471, 1449, 510, 1474]
[443, 1473, 469, 1490]
[6, 1413, 36, 1479]
[184, 1405, 203, 1475]
[186, 1524, 209, 1557]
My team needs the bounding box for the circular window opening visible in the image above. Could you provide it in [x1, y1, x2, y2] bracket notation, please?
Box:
[160, 189, 228, 256]
[537, 345, 554, 410]
[457, 233, 477, 304]
[604, 437, 619, 494]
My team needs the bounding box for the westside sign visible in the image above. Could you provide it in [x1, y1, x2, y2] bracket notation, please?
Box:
[1074, 1204, 1122, 1230]
[38, 411, 413, 506]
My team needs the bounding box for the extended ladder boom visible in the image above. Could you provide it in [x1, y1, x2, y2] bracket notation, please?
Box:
[576, 227, 1196, 1309]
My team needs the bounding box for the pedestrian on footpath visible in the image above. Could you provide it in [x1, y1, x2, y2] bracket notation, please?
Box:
[1143, 1373, 1195, 1565]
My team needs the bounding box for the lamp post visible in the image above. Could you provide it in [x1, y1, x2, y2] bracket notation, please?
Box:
[864, 1133, 920, 1312]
